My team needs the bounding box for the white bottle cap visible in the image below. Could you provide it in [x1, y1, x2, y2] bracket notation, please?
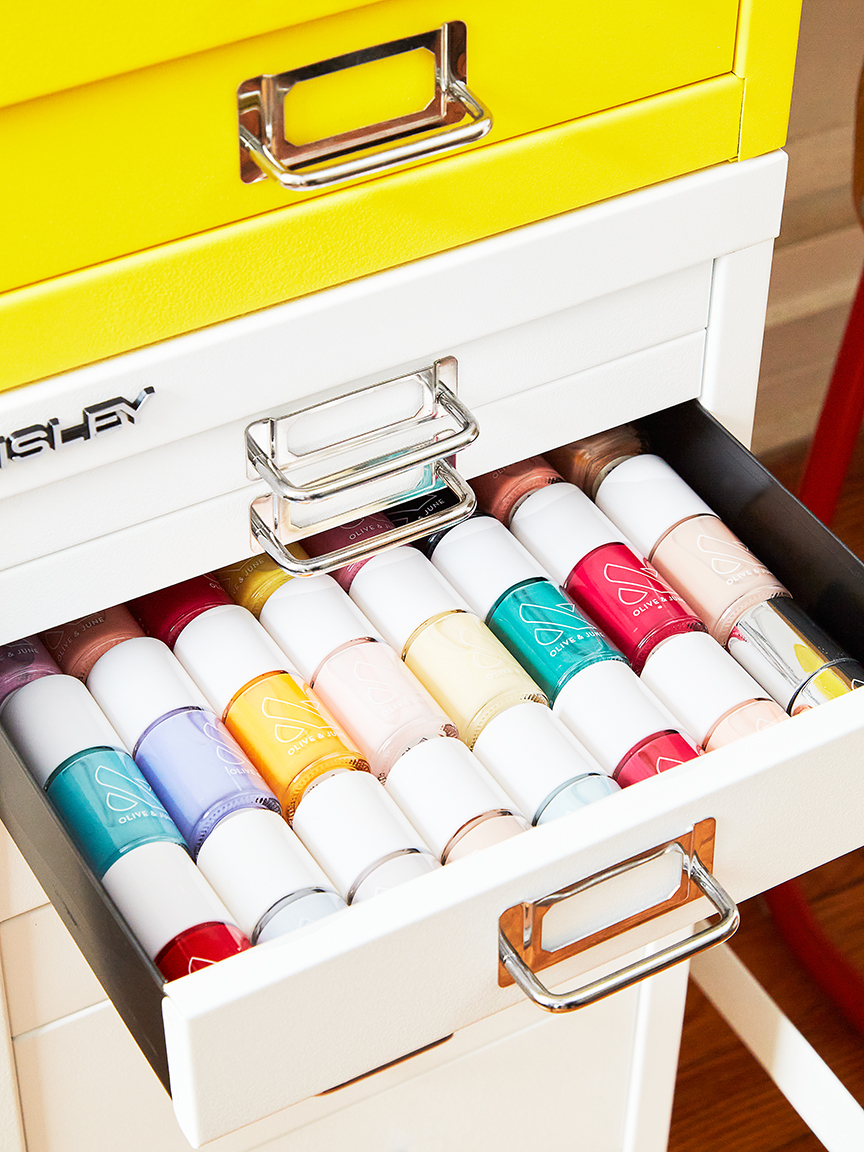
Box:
[101, 840, 238, 960]
[509, 483, 621, 584]
[595, 454, 713, 558]
[172, 604, 295, 718]
[290, 770, 438, 902]
[384, 737, 522, 859]
[553, 660, 682, 772]
[428, 517, 551, 621]
[641, 631, 769, 745]
[349, 546, 471, 653]
[86, 636, 210, 751]
[260, 573, 384, 681]
[195, 807, 344, 942]
[472, 701, 609, 822]
[1, 674, 125, 783]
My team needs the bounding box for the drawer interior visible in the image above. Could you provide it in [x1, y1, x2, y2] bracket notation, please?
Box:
[2, 398, 864, 1145]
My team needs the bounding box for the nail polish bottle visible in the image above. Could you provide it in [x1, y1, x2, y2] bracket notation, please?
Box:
[485, 468, 706, 674]
[289, 770, 439, 902]
[591, 453, 864, 706]
[131, 578, 437, 898]
[130, 584, 368, 821]
[640, 631, 788, 751]
[471, 702, 620, 823]
[215, 554, 296, 619]
[426, 514, 700, 784]
[545, 424, 646, 499]
[41, 605, 145, 681]
[386, 487, 461, 531]
[253, 570, 525, 850]
[87, 636, 346, 942]
[348, 546, 547, 746]
[383, 738, 526, 861]
[128, 574, 231, 648]
[470, 457, 565, 524]
[727, 598, 864, 714]
[0, 636, 59, 706]
[255, 571, 458, 780]
[592, 453, 790, 646]
[0, 674, 249, 980]
[304, 513, 397, 591]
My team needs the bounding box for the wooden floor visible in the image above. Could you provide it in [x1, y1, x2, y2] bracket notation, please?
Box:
[667, 436, 864, 1152]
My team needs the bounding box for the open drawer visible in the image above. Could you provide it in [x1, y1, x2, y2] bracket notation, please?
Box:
[3, 402, 864, 1147]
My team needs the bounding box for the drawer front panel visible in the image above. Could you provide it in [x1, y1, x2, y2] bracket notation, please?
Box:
[0, 904, 106, 1036]
[0, 262, 712, 572]
[0, 330, 704, 642]
[0, 0, 739, 296]
[12, 978, 660, 1152]
[0, 824, 46, 924]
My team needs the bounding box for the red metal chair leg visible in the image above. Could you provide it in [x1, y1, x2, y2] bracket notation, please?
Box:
[798, 268, 864, 524]
[764, 879, 864, 1039]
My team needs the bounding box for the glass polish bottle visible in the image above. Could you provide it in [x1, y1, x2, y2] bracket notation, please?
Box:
[470, 457, 565, 524]
[87, 636, 346, 942]
[348, 546, 548, 747]
[427, 515, 700, 788]
[129, 580, 369, 820]
[304, 513, 398, 592]
[0, 674, 249, 980]
[255, 571, 524, 852]
[215, 554, 295, 618]
[640, 632, 788, 751]
[0, 635, 59, 706]
[593, 454, 864, 708]
[256, 571, 458, 781]
[545, 424, 647, 500]
[131, 579, 437, 897]
[40, 605, 147, 681]
[593, 453, 790, 645]
[494, 470, 706, 674]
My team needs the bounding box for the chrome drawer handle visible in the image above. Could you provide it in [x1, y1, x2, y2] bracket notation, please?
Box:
[248, 357, 479, 574]
[498, 819, 739, 1012]
[251, 459, 476, 576]
[238, 22, 492, 190]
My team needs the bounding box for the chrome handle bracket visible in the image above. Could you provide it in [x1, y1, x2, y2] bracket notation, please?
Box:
[238, 22, 492, 190]
[498, 818, 740, 1012]
[247, 357, 479, 574]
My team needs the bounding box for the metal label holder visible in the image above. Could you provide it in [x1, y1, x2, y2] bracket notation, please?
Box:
[499, 818, 740, 1011]
[238, 22, 492, 190]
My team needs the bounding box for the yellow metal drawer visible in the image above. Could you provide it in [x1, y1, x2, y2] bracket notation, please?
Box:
[2, 0, 739, 296]
[0, 2, 800, 394]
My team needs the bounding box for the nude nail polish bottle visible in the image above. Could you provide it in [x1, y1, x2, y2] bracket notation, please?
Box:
[594, 453, 789, 645]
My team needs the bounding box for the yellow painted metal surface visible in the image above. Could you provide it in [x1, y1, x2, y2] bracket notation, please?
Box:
[0, 75, 743, 393]
[0, 1, 374, 108]
[733, 0, 804, 159]
[0, 0, 738, 295]
[0, 0, 802, 393]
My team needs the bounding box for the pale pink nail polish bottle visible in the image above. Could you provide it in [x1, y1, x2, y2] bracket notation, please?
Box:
[258, 572, 458, 781]
[594, 454, 789, 645]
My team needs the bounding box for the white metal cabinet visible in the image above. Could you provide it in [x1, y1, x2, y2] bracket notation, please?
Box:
[3, 149, 860, 1150]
